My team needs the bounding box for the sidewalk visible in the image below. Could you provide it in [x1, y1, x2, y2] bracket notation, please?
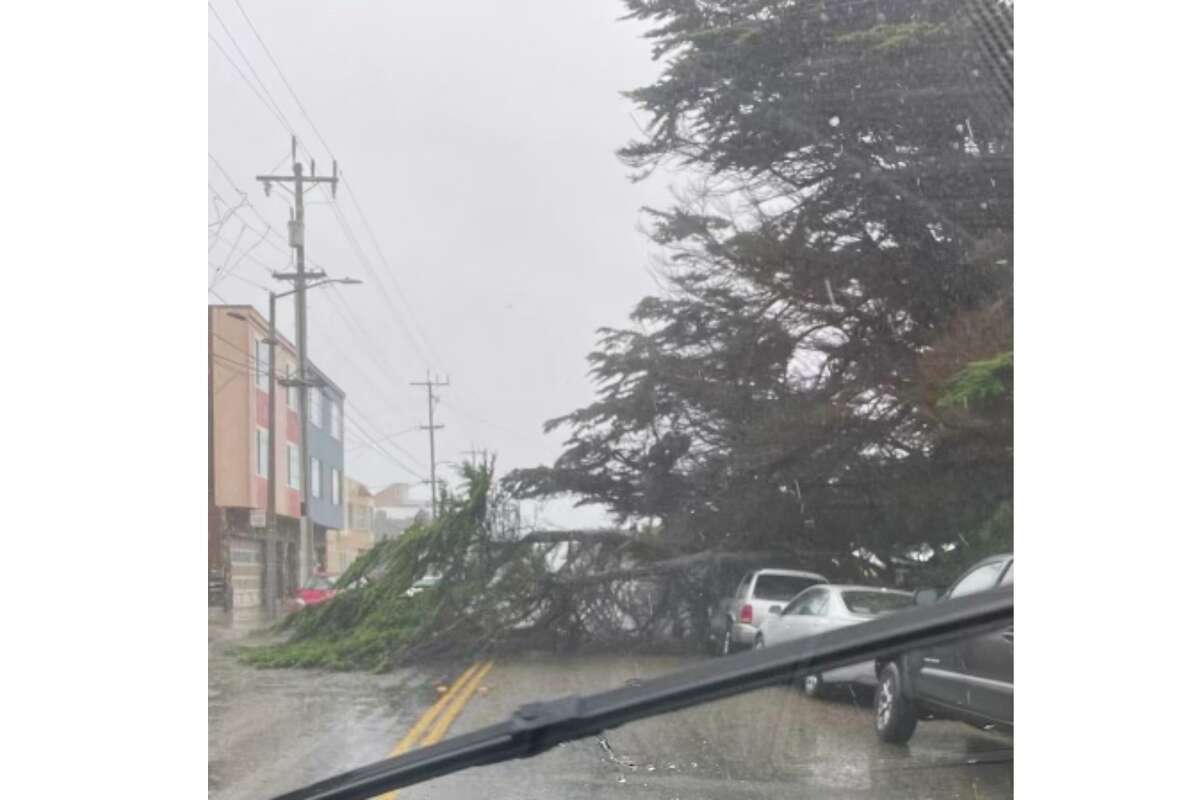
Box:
[208, 605, 282, 647]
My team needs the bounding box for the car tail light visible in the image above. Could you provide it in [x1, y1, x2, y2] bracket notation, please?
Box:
[739, 603, 753, 624]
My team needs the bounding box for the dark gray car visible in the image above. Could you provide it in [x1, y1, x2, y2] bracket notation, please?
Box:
[873, 554, 1014, 743]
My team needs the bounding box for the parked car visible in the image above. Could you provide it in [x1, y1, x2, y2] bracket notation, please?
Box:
[287, 572, 339, 612]
[404, 574, 442, 598]
[873, 554, 1014, 743]
[755, 584, 914, 696]
[710, 568, 828, 656]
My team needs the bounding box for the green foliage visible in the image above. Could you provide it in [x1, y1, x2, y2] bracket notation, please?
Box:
[938, 351, 1013, 411]
[836, 22, 950, 53]
[242, 461, 511, 671]
[242, 593, 432, 672]
[510, 0, 1014, 573]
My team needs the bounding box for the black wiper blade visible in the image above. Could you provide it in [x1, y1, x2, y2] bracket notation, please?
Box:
[271, 584, 1012, 800]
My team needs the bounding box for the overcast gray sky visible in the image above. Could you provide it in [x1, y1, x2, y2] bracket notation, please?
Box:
[208, 0, 675, 527]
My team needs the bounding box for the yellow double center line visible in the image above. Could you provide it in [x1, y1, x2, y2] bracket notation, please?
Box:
[378, 659, 494, 798]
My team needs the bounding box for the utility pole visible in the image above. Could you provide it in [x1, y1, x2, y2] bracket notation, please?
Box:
[265, 291, 278, 614]
[257, 136, 338, 586]
[461, 445, 485, 467]
[411, 372, 449, 519]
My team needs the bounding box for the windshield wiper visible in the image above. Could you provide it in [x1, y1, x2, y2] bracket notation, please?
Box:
[271, 584, 1012, 800]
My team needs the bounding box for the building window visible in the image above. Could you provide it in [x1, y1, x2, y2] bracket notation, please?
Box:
[310, 388, 323, 428]
[332, 468, 342, 506]
[311, 457, 321, 498]
[287, 445, 300, 489]
[285, 365, 298, 410]
[330, 402, 341, 440]
[255, 428, 269, 477]
[254, 338, 270, 391]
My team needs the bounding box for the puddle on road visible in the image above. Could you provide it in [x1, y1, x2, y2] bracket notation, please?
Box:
[208, 614, 465, 800]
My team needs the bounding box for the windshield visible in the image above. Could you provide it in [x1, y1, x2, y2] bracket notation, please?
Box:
[209, 0, 1014, 798]
[754, 575, 823, 601]
[842, 591, 915, 616]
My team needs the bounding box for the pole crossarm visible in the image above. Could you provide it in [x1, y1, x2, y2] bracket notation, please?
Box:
[256, 174, 338, 184]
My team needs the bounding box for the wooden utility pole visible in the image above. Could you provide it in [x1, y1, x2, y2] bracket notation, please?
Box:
[264, 291, 278, 613]
[461, 445, 485, 467]
[257, 136, 338, 584]
[411, 372, 449, 518]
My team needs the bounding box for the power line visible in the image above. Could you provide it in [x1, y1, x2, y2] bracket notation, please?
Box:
[322, 195, 433, 367]
[208, 228, 287, 275]
[208, 265, 271, 291]
[325, 285, 401, 371]
[306, 292, 409, 415]
[209, 221, 247, 287]
[439, 397, 528, 439]
[208, 33, 292, 136]
[337, 174, 441, 362]
[211, 358, 254, 396]
[344, 399, 427, 472]
[207, 183, 250, 239]
[307, 298, 439, 474]
[302, 310, 428, 471]
[344, 404, 429, 478]
[210, 353, 280, 381]
[345, 414, 425, 476]
[346, 427, 420, 454]
[207, 190, 285, 254]
[211, 222, 270, 290]
[320, 291, 407, 386]
[230, 0, 334, 158]
[209, 330, 265, 362]
[208, 3, 297, 134]
[219, 0, 440, 373]
[209, 153, 294, 253]
[342, 411, 426, 483]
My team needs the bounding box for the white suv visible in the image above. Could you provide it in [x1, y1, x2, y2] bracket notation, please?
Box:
[711, 568, 828, 655]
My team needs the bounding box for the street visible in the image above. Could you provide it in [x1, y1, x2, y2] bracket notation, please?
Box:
[210, 613, 1013, 800]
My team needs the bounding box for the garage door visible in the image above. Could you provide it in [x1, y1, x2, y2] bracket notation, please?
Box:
[228, 538, 264, 608]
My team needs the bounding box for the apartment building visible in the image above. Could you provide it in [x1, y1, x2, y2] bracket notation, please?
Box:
[208, 304, 346, 609]
[327, 477, 375, 574]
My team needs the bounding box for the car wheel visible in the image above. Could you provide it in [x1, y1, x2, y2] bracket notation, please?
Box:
[874, 662, 918, 743]
[802, 672, 824, 698]
[753, 635, 765, 650]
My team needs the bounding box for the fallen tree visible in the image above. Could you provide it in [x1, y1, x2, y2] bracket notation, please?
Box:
[241, 460, 887, 671]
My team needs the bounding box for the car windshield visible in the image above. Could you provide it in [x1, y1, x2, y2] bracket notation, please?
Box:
[208, 1, 1014, 798]
[842, 591, 915, 616]
[754, 575, 822, 601]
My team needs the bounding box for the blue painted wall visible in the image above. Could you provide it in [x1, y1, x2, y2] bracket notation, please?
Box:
[306, 373, 345, 530]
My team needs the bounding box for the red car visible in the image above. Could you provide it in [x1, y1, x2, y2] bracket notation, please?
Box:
[288, 573, 338, 612]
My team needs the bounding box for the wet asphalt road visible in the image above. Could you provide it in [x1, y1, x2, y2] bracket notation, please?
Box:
[210, 612, 1012, 800]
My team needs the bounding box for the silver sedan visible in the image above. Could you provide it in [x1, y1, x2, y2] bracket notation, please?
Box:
[756, 584, 914, 697]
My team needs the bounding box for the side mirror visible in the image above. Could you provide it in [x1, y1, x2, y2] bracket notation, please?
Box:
[768, 605, 782, 616]
[913, 588, 940, 606]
